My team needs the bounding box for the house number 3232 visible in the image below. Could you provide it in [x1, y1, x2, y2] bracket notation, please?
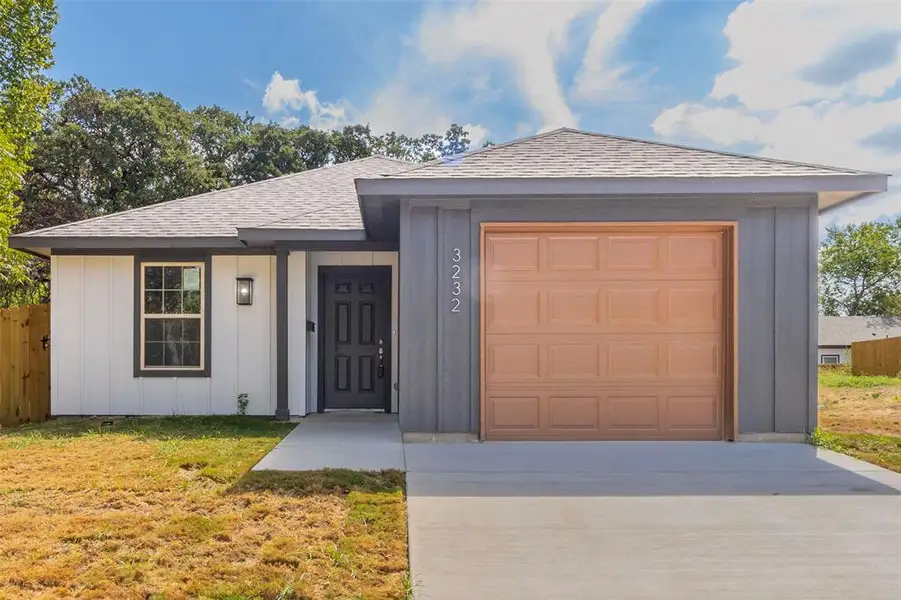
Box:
[450, 247, 462, 313]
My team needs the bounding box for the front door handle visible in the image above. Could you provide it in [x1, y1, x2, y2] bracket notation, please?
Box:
[377, 338, 385, 378]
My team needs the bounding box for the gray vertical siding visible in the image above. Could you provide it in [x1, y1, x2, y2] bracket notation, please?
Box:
[774, 206, 814, 432]
[737, 207, 775, 433]
[438, 208, 473, 432]
[399, 206, 439, 432]
[399, 195, 818, 435]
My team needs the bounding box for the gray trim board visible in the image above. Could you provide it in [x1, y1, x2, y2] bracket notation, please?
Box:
[54, 248, 275, 257]
[357, 173, 886, 199]
[275, 248, 289, 421]
[133, 253, 212, 378]
[237, 228, 366, 244]
[49, 241, 398, 255]
[12, 236, 244, 250]
[808, 202, 819, 432]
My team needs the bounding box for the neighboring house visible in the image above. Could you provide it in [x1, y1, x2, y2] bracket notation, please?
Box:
[10, 128, 888, 441]
[818, 316, 901, 365]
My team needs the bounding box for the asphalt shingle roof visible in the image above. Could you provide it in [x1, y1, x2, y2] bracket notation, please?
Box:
[16, 156, 411, 239]
[819, 316, 901, 347]
[386, 128, 877, 179]
[15, 128, 883, 242]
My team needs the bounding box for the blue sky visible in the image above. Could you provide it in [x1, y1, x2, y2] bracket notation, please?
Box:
[53, 0, 901, 226]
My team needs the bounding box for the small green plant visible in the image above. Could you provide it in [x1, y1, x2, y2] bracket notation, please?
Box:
[809, 428, 843, 451]
[402, 570, 416, 600]
[236, 393, 249, 416]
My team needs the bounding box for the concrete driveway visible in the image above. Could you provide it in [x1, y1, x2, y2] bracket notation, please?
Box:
[405, 442, 901, 600]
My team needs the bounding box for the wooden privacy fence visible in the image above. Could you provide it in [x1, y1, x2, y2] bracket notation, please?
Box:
[0, 304, 50, 427]
[851, 336, 901, 376]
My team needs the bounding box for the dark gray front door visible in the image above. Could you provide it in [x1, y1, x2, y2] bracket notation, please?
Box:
[320, 266, 391, 411]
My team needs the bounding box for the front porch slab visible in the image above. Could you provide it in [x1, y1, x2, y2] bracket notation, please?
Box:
[252, 412, 404, 471]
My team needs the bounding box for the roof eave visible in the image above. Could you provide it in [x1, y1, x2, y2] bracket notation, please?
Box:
[356, 174, 888, 200]
[236, 228, 367, 245]
[8, 235, 245, 252]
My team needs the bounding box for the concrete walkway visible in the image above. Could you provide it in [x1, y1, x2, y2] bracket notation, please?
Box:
[405, 442, 901, 600]
[252, 412, 404, 471]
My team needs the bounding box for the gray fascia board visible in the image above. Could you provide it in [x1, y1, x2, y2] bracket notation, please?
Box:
[8, 235, 244, 250]
[237, 228, 367, 244]
[356, 174, 888, 198]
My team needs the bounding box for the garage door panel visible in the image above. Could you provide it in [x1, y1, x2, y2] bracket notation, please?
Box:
[607, 395, 660, 430]
[668, 287, 720, 328]
[666, 394, 720, 431]
[485, 281, 721, 334]
[547, 288, 601, 326]
[547, 236, 601, 272]
[486, 395, 541, 431]
[482, 388, 722, 440]
[486, 334, 720, 385]
[488, 231, 723, 282]
[486, 235, 540, 272]
[547, 396, 601, 430]
[487, 288, 540, 329]
[484, 226, 725, 441]
[487, 343, 541, 382]
[665, 233, 722, 275]
[607, 288, 661, 326]
[668, 341, 720, 379]
[607, 236, 661, 271]
[547, 344, 600, 380]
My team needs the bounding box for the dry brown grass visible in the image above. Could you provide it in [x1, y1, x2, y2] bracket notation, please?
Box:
[0, 417, 408, 600]
[817, 367, 901, 474]
[819, 384, 901, 435]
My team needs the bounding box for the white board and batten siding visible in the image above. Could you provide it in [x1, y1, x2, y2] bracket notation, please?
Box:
[50, 253, 308, 417]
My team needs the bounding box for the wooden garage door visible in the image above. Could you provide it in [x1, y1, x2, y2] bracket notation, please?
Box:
[482, 223, 728, 441]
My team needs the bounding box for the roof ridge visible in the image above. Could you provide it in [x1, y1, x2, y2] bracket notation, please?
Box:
[19, 156, 408, 237]
[559, 129, 882, 176]
[385, 127, 569, 177]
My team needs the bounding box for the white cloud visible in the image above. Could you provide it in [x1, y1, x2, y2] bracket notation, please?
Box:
[261, 1, 652, 145]
[464, 123, 490, 148]
[416, 0, 588, 130]
[572, 0, 656, 102]
[262, 72, 351, 130]
[711, 0, 901, 110]
[412, 0, 654, 132]
[652, 0, 901, 227]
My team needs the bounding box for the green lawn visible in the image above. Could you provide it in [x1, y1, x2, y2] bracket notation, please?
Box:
[0, 417, 409, 600]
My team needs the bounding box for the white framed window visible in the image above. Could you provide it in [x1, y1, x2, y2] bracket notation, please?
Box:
[140, 262, 205, 371]
[820, 354, 840, 365]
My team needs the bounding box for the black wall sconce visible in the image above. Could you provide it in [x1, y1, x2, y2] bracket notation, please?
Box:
[236, 277, 254, 306]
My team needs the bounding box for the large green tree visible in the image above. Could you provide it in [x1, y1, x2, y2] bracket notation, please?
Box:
[0, 0, 57, 307]
[19, 76, 480, 234]
[819, 219, 901, 316]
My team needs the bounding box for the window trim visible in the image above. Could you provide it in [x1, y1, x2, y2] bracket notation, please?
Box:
[134, 254, 212, 378]
[820, 354, 841, 365]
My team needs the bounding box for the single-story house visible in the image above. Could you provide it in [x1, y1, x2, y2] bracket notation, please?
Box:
[10, 128, 888, 441]
[818, 316, 901, 365]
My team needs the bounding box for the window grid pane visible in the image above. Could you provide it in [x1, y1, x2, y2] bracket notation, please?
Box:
[142, 262, 204, 370]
